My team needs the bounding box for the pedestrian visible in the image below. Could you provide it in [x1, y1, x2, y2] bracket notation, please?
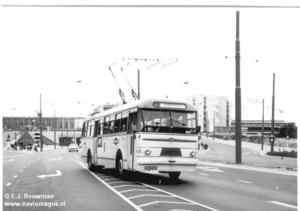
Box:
[34, 143, 38, 153]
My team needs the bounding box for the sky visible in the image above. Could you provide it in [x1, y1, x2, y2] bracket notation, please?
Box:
[0, 0, 299, 123]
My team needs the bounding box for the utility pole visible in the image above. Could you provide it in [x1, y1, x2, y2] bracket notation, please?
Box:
[39, 94, 43, 152]
[213, 110, 215, 140]
[270, 73, 275, 153]
[138, 69, 140, 99]
[54, 109, 56, 149]
[261, 99, 264, 150]
[235, 11, 242, 164]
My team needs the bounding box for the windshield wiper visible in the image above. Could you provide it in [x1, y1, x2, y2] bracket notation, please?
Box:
[172, 119, 186, 126]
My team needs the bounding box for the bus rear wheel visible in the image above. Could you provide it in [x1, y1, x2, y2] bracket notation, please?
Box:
[168, 172, 181, 180]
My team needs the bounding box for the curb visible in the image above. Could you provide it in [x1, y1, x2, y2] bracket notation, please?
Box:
[198, 161, 297, 176]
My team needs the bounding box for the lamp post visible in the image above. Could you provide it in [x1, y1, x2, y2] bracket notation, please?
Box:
[54, 109, 56, 150]
[39, 94, 43, 152]
[270, 73, 275, 154]
[235, 11, 242, 164]
[249, 99, 265, 150]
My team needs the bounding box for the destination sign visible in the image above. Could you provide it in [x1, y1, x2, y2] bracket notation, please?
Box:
[153, 102, 186, 109]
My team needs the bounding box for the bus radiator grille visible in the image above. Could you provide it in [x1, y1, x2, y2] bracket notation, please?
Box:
[160, 148, 182, 156]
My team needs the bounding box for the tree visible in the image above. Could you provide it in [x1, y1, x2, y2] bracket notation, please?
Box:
[279, 124, 297, 138]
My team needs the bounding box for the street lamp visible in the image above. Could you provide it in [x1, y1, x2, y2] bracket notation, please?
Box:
[249, 99, 265, 150]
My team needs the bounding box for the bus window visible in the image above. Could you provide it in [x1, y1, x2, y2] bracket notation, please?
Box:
[120, 113, 128, 132]
[103, 117, 110, 135]
[128, 112, 137, 134]
[89, 122, 94, 137]
[114, 113, 122, 133]
[98, 119, 103, 135]
[93, 120, 99, 137]
[85, 121, 89, 137]
[81, 122, 86, 137]
[109, 115, 115, 134]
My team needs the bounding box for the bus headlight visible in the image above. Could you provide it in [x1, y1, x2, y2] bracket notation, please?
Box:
[190, 151, 197, 157]
[145, 149, 151, 155]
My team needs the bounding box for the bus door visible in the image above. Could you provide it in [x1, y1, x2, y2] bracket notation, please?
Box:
[95, 119, 105, 166]
[127, 109, 138, 170]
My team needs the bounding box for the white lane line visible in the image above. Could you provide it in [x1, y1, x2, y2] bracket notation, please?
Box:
[269, 201, 297, 209]
[14, 175, 18, 178]
[104, 178, 120, 181]
[76, 160, 143, 211]
[113, 185, 143, 189]
[107, 181, 129, 184]
[198, 173, 209, 176]
[237, 180, 252, 184]
[140, 182, 219, 211]
[139, 201, 199, 208]
[19, 170, 23, 172]
[128, 194, 174, 200]
[3, 159, 14, 162]
[197, 167, 225, 172]
[120, 189, 159, 194]
[6, 183, 12, 186]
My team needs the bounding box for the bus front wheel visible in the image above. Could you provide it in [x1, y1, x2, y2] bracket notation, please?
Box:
[168, 172, 181, 180]
[116, 154, 127, 179]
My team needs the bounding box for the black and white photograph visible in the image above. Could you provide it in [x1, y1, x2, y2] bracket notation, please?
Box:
[1, 1, 299, 210]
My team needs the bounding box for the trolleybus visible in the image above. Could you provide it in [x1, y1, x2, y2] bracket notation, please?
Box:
[81, 98, 199, 179]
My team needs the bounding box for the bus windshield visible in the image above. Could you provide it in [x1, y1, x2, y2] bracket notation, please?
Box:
[140, 109, 197, 134]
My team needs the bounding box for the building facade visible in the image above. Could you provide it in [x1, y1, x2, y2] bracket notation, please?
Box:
[186, 95, 232, 133]
[231, 120, 295, 135]
[3, 116, 85, 132]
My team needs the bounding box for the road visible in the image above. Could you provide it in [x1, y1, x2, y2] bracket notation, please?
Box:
[3, 146, 297, 211]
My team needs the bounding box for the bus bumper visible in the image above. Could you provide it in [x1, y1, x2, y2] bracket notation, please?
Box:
[136, 157, 198, 172]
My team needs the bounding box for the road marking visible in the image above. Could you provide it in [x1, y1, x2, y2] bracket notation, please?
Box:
[14, 175, 18, 178]
[74, 159, 218, 211]
[104, 178, 120, 181]
[269, 201, 297, 209]
[139, 201, 196, 208]
[37, 170, 62, 179]
[237, 180, 252, 184]
[48, 158, 62, 161]
[19, 170, 23, 172]
[76, 161, 143, 211]
[107, 181, 128, 184]
[198, 173, 209, 176]
[3, 159, 14, 162]
[140, 182, 219, 211]
[120, 189, 159, 194]
[128, 194, 174, 200]
[197, 167, 225, 172]
[113, 185, 143, 189]
[6, 183, 12, 186]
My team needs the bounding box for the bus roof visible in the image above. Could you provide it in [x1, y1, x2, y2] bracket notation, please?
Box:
[87, 98, 197, 121]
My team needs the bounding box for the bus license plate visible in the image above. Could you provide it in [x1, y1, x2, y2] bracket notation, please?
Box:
[145, 166, 157, 170]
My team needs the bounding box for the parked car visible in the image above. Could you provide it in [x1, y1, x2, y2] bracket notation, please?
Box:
[68, 143, 79, 152]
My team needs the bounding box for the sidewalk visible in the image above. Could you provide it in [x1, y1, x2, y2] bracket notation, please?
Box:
[4, 145, 65, 153]
[201, 137, 297, 155]
[198, 137, 297, 176]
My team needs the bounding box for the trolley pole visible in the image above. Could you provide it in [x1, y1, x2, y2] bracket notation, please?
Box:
[235, 11, 242, 164]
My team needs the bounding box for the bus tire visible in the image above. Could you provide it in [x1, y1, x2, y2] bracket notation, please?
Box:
[168, 172, 181, 180]
[116, 153, 126, 179]
[87, 150, 97, 172]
